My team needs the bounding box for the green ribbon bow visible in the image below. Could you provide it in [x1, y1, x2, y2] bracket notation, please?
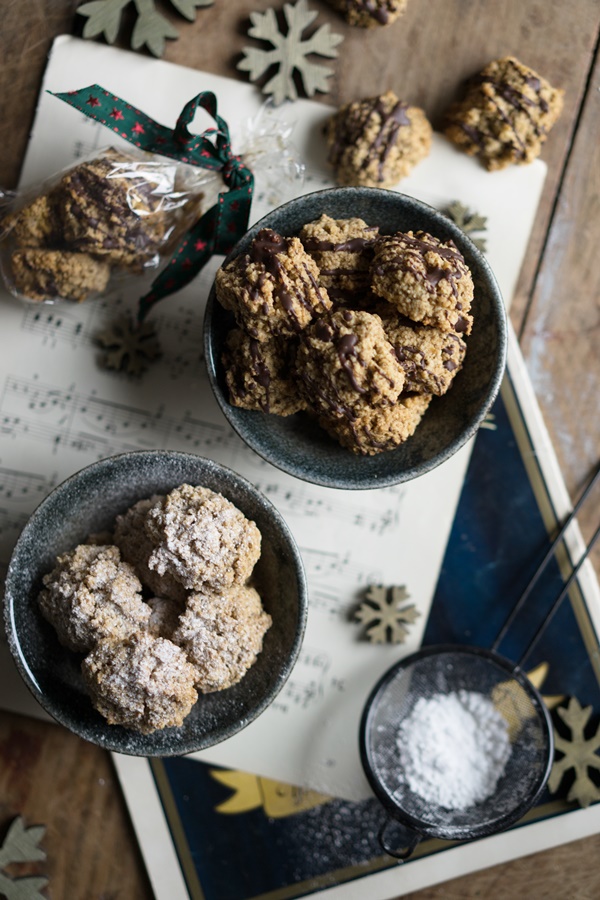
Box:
[51, 85, 254, 321]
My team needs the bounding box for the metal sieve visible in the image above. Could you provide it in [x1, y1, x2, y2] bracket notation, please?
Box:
[360, 461, 600, 859]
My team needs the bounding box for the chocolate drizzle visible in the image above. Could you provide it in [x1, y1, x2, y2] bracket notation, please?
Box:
[302, 235, 377, 253]
[329, 93, 411, 182]
[374, 232, 467, 298]
[458, 122, 484, 147]
[298, 310, 402, 422]
[345, 0, 390, 25]
[368, 98, 411, 181]
[463, 59, 554, 160]
[249, 338, 272, 412]
[245, 229, 330, 333]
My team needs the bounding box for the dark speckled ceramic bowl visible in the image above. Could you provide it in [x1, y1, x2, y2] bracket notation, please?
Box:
[204, 187, 507, 490]
[4, 451, 307, 756]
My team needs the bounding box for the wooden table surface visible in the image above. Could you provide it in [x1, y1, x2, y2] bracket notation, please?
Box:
[1, 1, 599, 897]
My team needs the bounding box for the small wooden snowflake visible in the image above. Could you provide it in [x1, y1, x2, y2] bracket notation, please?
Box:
[0, 816, 48, 900]
[238, 0, 343, 105]
[354, 585, 420, 644]
[443, 201, 488, 252]
[96, 315, 161, 376]
[548, 696, 600, 808]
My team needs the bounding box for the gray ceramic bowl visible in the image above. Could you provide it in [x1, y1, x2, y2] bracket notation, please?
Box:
[4, 450, 307, 756]
[204, 187, 507, 490]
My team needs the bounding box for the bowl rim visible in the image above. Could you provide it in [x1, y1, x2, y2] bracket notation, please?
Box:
[203, 186, 508, 491]
[3, 449, 308, 755]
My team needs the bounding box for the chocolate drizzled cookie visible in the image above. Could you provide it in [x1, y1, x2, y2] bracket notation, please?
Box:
[215, 228, 332, 341]
[325, 0, 409, 28]
[444, 56, 564, 170]
[9, 248, 111, 303]
[295, 308, 405, 422]
[223, 328, 306, 416]
[299, 214, 379, 305]
[371, 231, 474, 334]
[375, 305, 467, 395]
[326, 91, 432, 188]
[56, 151, 168, 270]
[319, 392, 432, 455]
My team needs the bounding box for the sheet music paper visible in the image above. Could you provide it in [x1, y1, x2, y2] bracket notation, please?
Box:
[0, 36, 546, 800]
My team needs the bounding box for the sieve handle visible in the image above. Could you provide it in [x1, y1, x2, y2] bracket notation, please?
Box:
[378, 815, 421, 860]
[491, 459, 600, 656]
[518, 518, 600, 667]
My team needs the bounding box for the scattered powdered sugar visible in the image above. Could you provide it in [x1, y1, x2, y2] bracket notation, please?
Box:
[396, 689, 512, 810]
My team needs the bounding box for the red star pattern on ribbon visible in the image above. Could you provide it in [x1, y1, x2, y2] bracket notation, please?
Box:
[50, 85, 254, 323]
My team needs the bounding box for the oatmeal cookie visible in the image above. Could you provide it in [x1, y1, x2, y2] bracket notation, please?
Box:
[9, 248, 111, 303]
[299, 214, 379, 304]
[114, 496, 189, 604]
[0, 194, 61, 247]
[38, 544, 149, 653]
[223, 328, 306, 416]
[371, 231, 474, 334]
[55, 150, 169, 270]
[326, 0, 409, 28]
[376, 306, 467, 395]
[295, 309, 405, 420]
[326, 91, 432, 188]
[82, 632, 197, 733]
[145, 484, 262, 593]
[173, 585, 272, 693]
[444, 56, 564, 171]
[215, 228, 332, 341]
[320, 392, 432, 454]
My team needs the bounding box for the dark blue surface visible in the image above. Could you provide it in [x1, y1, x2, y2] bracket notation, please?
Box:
[156, 376, 600, 900]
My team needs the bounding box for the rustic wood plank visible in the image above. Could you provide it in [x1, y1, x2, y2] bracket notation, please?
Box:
[0, 1, 81, 188]
[403, 832, 600, 899]
[0, 710, 152, 898]
[520, 40, 600, 570]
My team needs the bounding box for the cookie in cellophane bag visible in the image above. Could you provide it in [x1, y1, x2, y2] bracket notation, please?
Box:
[0, 146, 209, 305]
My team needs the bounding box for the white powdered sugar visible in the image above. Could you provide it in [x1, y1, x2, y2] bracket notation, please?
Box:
[396, 689, 512, 810]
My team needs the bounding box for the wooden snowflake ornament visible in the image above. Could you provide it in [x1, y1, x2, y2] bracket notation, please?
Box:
[443, 201, 488, 252]
[355, 585, 419, 644]
[238, 0, 343, 105]
[548, 696, 600, 808]
[0, 817, 48, 900]
[96, 315, 161, 375]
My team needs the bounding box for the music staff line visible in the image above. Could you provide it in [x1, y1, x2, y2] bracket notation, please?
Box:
[275, 649, 346, 714]
[0, 374, 236, 460]
[0, 465, 55, 504]
[20, 295, 203, 359]
[0, 506, 30, 536]
[252, 478, 406, 537]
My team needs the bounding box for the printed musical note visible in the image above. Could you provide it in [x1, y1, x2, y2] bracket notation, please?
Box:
[21, 306, 86, 348]
[0, 466, 54, 505]
[20, 292, 204, 380]
[0, 373, 239, 461]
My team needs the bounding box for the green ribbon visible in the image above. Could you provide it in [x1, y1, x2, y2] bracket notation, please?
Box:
[51, 85, 254, 321]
